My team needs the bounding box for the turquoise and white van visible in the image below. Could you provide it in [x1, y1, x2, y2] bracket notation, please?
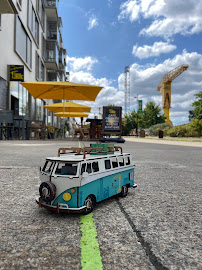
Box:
[36, 144, 136, 214]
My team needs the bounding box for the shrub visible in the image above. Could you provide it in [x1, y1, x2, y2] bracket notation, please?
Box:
[148, 123, 172, 136]
[167, 125, 188, 137]
[167, 120, 202, 137]
[189, 119, 202, 137]
[167, 127, 179, 137]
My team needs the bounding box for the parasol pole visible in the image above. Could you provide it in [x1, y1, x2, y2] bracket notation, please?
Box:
[63, 88, 65, 139]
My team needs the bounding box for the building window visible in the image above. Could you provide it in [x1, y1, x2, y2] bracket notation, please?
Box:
[28, 0, 39, 45]
[36, 99, 43, 120]
[17, 0, 22, 10]
[15, 16, 32, 69]
[41, 61, 44, 81]
[37, 0, 45, 28]
[47, 21, 57, 40]
[18, 0, 22, 6]
[36, 53, 45, 81]
[10, 82, 28, 116]
[36, 53, 39, 80]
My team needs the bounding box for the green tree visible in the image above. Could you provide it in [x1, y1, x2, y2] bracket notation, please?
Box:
[122, 102, 163, 135]
[122, 111, 137, 135]
[189, 119, 202, 136]
[142, 101, 165, 128]
[189, 91, 202, 121]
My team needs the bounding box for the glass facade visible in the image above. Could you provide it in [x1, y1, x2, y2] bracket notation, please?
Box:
[36, 53, 45, 81]
[36, 99, 44, 121]
[28, 0, 39, 45]
[15, 16, 32, 68]
[10, 82, 28, 116]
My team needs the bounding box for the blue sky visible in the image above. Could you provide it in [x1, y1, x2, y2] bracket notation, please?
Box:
[58, 0, 202, 125]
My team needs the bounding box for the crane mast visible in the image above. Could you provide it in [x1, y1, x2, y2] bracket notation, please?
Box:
[125, 66, 130, 114]
[157, 64, 189, 125]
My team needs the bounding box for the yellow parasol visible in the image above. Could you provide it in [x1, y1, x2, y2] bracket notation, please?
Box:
[20, 81, 102, 101]
[44, 101, 91, 113]
[21, 81, 103, 137]
[54, 112, 89, 118]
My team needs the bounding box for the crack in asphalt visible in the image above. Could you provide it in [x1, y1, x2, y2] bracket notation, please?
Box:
[116, 198, 169, 270]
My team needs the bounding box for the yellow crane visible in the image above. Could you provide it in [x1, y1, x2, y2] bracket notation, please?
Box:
[157, 64, 189, 125]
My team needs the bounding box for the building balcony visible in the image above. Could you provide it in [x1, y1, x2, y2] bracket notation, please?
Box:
[44, 40, 59, 70]
[47, 70, 60, 81]
[0, 0, 18, 13]
[45, 0, 58, 8]
[59, 48, 66, 69]
[44, 0, 58, 20]
[58, 69, 65, 82]
[47, 21, 58, 40]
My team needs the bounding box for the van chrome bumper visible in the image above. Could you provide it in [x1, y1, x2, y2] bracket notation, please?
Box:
[36, 196, 87, 214]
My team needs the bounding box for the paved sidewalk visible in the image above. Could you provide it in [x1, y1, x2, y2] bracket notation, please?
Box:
[124, 137, 202, 147]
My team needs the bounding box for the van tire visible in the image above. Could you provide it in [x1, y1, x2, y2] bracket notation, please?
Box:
[120, 185, 128, 197]
[83, 195, 95, 215]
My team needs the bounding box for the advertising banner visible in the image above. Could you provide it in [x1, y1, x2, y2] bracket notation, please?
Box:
[138, 100, 143, 113]
[102, 106, 122, 134]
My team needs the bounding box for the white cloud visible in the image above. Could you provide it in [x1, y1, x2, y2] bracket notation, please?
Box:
[118, 0, 140, 22]
[132, 41, 176, 59]
[66, 50, 202, 125]
[66, 56, 124, 117]
[88, 16, 98, 30]
[118, 0, 202, 38]
[66, 56, 98, 72]
[118, 50, 202, 124]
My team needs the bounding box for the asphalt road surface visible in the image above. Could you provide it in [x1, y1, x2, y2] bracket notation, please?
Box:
[0, 140, 201, 270]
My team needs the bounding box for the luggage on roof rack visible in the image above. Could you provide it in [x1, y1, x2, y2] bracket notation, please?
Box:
[57, 143, 122, 158]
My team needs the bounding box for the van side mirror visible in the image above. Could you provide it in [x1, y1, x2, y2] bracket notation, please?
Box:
[39, 166, 41, 172]
[82, 172, 89, 178]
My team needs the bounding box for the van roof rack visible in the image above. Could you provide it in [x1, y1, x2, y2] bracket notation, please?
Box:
[57, 146, 122, 159]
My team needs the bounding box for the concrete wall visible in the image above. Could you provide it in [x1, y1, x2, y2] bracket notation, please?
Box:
[0, 0, 46, 83]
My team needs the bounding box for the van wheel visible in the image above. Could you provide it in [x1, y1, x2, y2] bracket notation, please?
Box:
[84, 195, 95, 215]
[120, 185, 128, 197]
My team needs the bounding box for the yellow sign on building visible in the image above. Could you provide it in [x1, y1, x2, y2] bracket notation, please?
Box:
[10, 65, 24, 82]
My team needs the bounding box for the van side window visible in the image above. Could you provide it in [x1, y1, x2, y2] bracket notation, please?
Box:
[55, 163, 78, 176]
[92, 162, 99, 172]
[118, 157, 124, 167]
[105, 159, 111, 170]
[81, 163, 86, 175]
[86, 163, 92, 174]
[125, 156, 130, 165]
[111, 157, 118, 168]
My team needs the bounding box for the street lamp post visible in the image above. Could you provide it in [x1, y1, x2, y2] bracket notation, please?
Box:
[134, 95, 138, 137]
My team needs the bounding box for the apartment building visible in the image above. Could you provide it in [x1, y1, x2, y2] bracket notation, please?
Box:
[0, 0, 66, 127]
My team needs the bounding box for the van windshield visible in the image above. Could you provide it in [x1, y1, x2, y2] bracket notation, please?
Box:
[55, 162, 78, 176]
[42, 161, 54, 174]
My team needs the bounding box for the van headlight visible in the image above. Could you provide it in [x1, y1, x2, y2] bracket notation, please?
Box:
[63, 192, 71, 201]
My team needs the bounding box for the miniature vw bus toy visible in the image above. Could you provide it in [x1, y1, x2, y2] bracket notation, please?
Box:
[36, 143, 137, 214]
